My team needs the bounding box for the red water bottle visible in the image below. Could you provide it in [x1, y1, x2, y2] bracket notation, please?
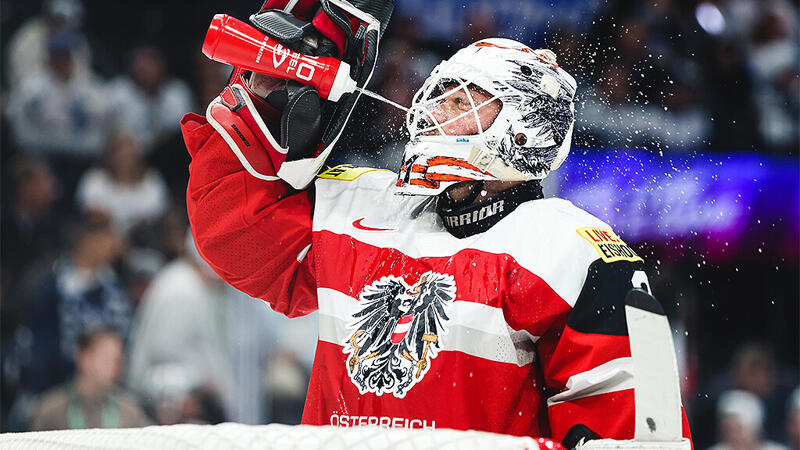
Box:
[202, 14, 357, 101]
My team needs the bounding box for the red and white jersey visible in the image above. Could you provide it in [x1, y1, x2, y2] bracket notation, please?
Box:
[182, 113, 692, 442]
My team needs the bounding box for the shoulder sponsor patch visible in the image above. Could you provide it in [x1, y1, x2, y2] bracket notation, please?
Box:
[317, 164, 390, 181]
[577, 227, 643, 263]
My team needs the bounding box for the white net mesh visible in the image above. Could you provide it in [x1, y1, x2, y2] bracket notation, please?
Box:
[0, 423, 542, 450]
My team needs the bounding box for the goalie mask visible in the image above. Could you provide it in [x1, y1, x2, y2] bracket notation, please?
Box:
[396, 38, 577, 196]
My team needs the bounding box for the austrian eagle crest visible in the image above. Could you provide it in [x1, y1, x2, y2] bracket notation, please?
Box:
[343, 271, 456, 398]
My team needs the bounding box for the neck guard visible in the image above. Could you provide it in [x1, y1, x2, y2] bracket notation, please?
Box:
[436, 180, 543, 239]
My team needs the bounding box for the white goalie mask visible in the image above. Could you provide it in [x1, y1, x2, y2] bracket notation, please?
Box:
[396, 38, 577, 196]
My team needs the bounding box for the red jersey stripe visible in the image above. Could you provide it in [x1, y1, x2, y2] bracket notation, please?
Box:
[544, 324, 632, 387]
[313, 229, 571, 337]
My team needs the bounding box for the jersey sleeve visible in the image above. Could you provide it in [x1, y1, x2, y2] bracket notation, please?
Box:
[537, 257, 693, 443]
[182, 112, 317, 318]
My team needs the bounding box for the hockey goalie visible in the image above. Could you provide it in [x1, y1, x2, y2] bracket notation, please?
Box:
[181, 0, 693, 448]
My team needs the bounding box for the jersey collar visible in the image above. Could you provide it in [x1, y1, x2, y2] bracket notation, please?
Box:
[436, 180, 543, 239]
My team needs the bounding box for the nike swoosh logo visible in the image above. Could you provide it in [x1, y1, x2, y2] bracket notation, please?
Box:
[352, 218, 396, 232]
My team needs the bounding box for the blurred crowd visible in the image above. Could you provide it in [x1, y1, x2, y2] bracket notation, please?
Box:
[0, 0, 797, 448]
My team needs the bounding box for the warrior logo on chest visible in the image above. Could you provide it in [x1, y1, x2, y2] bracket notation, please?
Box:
[343, 272, 456, 398]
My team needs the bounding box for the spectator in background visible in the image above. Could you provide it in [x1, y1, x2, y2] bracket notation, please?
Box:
[705, 0, 799, 154]
[19, 210, 130, 396]
[257, 299, 317, 425]
[120, 248, 166, 310]
[0, 157, 61, 430]
[1, 157, 61, 376]
[705, 40, 763, 151]
[788, 388, 800, 450]
[1, 156, 60, 288]
[152, 207, 190, 262]
[262, 350, 310, 425]
[5, 28, 110, 198]
[108, 45, 194, 154]
[30, 328, 150, 430]
[708, 389, 788, 450]
[127, 232, 232, 424]
[175, 387, 227, 425]
[747, 7, 799, 154]
[5, 0, 90, 91]
[732, 343, 798, 443]
[75, 132, 169, 237]
[693, 342, 799, 447]
[223, 287, 316, 425]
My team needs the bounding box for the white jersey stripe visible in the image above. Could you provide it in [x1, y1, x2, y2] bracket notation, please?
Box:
[319, 314, 534, 366]
[317, 288, 535, 366]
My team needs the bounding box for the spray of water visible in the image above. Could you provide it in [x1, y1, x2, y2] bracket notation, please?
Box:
[356, 87, 409, 113]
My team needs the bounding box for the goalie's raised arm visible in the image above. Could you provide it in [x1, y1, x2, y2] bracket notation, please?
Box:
[200, 0, 392, 188]
[183, 0, 393, 317]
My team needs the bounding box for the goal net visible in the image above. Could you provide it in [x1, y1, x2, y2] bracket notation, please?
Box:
[0, 422, 544, 449]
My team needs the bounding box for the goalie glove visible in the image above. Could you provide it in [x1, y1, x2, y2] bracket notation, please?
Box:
[206, 71, 323, 182]
[211, 0, 393, 189]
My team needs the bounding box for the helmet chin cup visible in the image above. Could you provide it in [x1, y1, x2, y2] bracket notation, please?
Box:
[398, 38, 577, 194]
[394, 136, 528, 196]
